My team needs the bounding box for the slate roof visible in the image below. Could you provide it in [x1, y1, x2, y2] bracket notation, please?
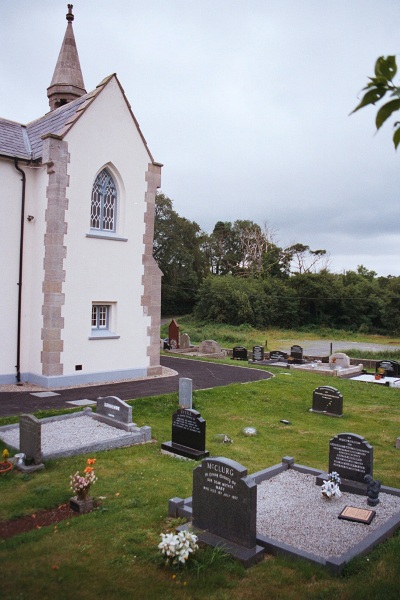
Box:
[0, 74, 155, 163]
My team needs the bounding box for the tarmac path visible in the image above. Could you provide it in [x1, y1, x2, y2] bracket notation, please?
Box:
[0, 355, 272, 418]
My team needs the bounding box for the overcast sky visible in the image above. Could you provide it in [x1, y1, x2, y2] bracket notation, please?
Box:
[2, 1, 400, 276]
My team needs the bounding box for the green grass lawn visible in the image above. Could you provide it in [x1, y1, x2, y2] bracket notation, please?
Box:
[1, 365, 400, 599]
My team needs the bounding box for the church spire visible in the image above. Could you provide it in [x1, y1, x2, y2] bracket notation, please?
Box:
[47, 4, 86, 111]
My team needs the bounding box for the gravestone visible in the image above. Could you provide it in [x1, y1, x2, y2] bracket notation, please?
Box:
[252, 346, 264, 362]
[310, 386, 343, 417]
[329, 352, 351, 369]
[269, 350, 288, 361]
[93, 396, 139, 432]
[19, 414, 45, 471]
[198, 339, 223, 355]
[317, 432, 373, 494]
[290, 344, 304, 364]
[232, 346, 248, 361]
[179, 377, 192, 409]
[180, 332, 191, 350]
[190, 457, 264, 566]
[161, 408, 209, 460]
[376, 360, 400, 378]
[168, 319, 180, 349]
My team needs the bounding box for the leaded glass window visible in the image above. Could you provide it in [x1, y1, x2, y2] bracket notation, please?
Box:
[90, 169, 117, 231]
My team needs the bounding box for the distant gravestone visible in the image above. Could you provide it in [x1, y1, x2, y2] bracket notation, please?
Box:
[269, 350, 288, 361]
[198, 340, 222, 354]
[93, 396, 139, 432]
[376, 360, 400, 378]
[168, 319, 180, 349]
[19, 414, 44, 469]
[329, 352, 351, 369]
[161, 408, 209, 460]
[316, 433, 373, 494]
[179, 377, 192, 409]
[191, 457, 264, 567]
[232, 346, 248, 361]
[252, 346, 264, 361]
[310, 386, 343, 417]
[180, 333, 191, 350]
[290, 344, 304, 364]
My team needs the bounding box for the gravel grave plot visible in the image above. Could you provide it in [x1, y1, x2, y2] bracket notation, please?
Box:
[0, 415, 130, 455]
[257, 469, 400, 560]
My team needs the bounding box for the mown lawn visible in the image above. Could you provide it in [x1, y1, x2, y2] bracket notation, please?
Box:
[1, 365, 399, 599]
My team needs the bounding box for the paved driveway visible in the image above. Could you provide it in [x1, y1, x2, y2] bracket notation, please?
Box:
[0, 355, 272, 418]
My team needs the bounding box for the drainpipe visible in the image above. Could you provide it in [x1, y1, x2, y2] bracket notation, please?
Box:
[14, 158, 26, 383]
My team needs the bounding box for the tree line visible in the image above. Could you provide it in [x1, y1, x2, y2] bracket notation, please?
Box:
[153, 193, 400, 333]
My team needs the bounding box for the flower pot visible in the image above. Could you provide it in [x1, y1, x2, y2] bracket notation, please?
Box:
[0, 461, 13, 475]
[69, 496, 94, 514]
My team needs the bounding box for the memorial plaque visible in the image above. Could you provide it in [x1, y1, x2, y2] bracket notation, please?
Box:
[161, 408, 209, 460]
[269, 350, 288, 361]
[179, 378, 192, 409]
[338, 506, 376, 524]
[19, 414, 43, 465]
[376, 360, 400, 377]
[252, 346, 264, 361]
[329, 433, 373, 483]
[311, 386, 343, 416]
[232, 346, 248, 361]
[192, 457, 257, 548]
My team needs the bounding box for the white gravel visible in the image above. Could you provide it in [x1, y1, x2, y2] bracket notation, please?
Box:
[0, 415, 130, 454]
[257, 469, 400, 559]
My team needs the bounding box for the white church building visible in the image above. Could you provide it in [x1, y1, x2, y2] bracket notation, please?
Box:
[0, 5, 162, 387]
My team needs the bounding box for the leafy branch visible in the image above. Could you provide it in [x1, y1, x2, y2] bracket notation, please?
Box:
[351, 55, 400, 149]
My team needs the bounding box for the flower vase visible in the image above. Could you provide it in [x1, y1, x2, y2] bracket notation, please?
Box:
[70, 496, 94, 514]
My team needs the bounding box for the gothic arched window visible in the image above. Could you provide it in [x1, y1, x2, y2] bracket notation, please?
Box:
[90, 169, 117, 232]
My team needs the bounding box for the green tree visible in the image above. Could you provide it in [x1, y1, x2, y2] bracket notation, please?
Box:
[352, 55, 400, 149]
[153, 193, 208, 315]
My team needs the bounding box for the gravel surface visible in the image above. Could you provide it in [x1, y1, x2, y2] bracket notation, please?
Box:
[0, 415, 130, 454]
[257, 470, 400, 559]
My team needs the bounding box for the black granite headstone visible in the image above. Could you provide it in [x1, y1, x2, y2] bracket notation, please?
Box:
[290, 344, 303, 363]
[376, 360, 400, 377]
[311, 386, 343, 416]
[161, 408, 209, 460]
[252, 346, 264, 361]
[329, 433, 373, 484]
[232, 346, 248, 361]
[269, 350, 288, 361]
[191, 457, 264, 566]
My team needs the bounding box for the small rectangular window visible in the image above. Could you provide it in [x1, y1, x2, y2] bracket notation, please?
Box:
[92, 304, 110, 330]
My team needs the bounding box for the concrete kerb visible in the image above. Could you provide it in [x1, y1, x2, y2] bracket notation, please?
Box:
[168, 456, 400, 575]
[0, 407, 152, 460]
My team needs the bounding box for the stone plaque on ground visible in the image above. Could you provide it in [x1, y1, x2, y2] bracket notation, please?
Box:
[232, 346, 248, 361]
[179, 378, 192, 409]
[310, 386, 343, 416]
[290, 345, 304, 363]
[19, 414, 43, 465]
[161, 408, 209, 460]
[93, 396, 138, 432]
[376, 360, 400, 378]
[252, 346, 264, 361]
[191, 457, 264, 566]
[269, 350, 288, 361]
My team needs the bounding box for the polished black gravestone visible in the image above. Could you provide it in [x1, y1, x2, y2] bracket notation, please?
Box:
[189, 457, 264, 567]
[376, 360, 400, 377]
[310, 386, 343, 417]
[161, 408, 209, 460]
[316, 433, 373, 494]
[269, 350, 288, 361]
[252, 346, 265, 362]
[290, 344, 304, 364]
[231, 346, 248, 361]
